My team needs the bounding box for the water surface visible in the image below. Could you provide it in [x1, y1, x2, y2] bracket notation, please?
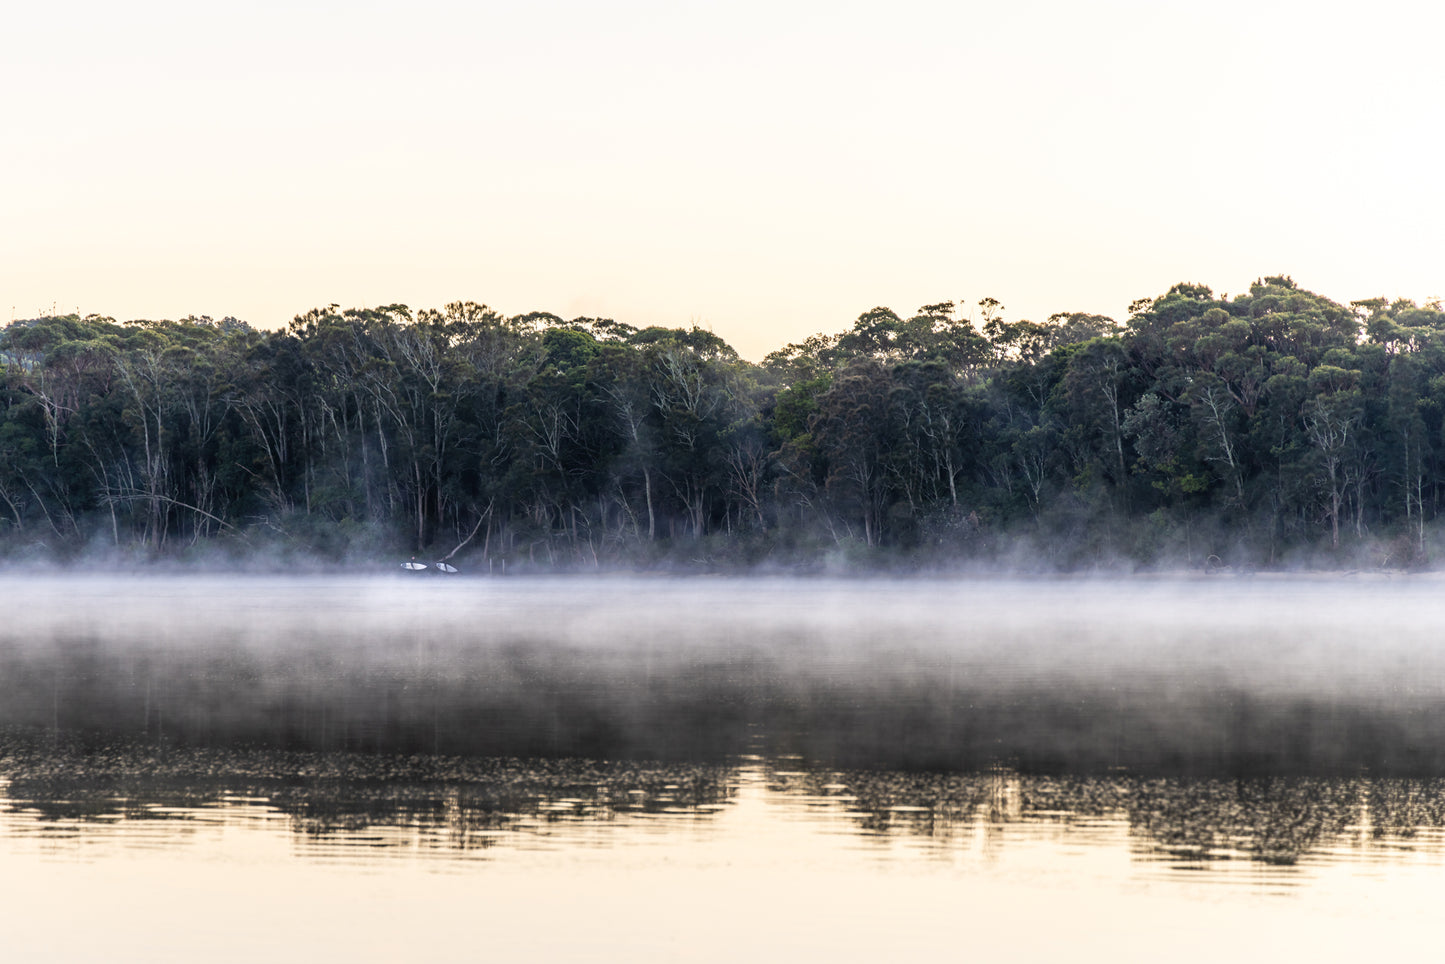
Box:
[3, 574, 1443, 960]
[3, 745, 1444, 962]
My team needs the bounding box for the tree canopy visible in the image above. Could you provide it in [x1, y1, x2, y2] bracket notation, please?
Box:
[4, 280, 1442, 571]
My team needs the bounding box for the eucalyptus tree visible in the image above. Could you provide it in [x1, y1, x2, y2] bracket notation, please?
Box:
[1060, 337, 1135, 503]
[895, 302, 996, 376]
[228, 327, 310, 518]
[287, 304, 388, 522]
[835, 307, 906, 360]
[1120, 391, 1202, 498]
[589, 342, 661, 543]
[377, 302, 537, 552]
[811, 360, 895, 546]
[0, 315, 122, 540]
[761, 332, 842, 384]
[886, 359, 972, 510]
[508, 326, 605, 560]
[108, 323, 184, 547]
[135, 317, 251, 544]
[643, 329, 739, 539]
[709, 356, 773, 534]
[762, 365, 831, 537]
[722, 408, 771, 532]
[1362, 300, 1445, 551]
[1302, 362, 1363, 551]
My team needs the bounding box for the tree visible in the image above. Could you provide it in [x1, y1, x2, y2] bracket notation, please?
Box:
[812, 361, 895, 546]
[1303, 381, 1360, 551]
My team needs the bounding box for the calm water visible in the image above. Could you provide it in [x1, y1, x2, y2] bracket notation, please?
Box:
[2, 574, 1444, 960]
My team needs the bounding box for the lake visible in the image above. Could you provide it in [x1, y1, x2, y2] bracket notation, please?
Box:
[2, 574, 1443, 960]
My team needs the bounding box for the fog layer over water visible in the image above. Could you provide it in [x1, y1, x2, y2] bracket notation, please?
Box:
[3, 574, 1445, 774]
[6, 575, 1445, 961]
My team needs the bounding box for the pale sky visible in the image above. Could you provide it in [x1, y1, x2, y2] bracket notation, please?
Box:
[5, 0, 1444, 360]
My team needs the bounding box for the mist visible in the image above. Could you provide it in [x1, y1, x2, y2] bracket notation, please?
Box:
[3, 574, 1443, 776]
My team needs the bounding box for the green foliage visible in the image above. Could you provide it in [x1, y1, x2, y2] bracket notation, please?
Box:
[4, 276, 1443, 570]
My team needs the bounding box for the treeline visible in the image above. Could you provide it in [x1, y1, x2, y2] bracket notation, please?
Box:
[3, 275, 1443, 570]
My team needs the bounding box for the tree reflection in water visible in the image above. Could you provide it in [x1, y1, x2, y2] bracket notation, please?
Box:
[7, 737, 1445, 873]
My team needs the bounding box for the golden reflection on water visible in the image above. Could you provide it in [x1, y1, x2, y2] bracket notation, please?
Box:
[3, 756, 1445, 961]
[9, 759, 1445, 873]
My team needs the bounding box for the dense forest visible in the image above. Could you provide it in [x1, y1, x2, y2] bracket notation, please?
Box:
[3, 276, 1443, 572]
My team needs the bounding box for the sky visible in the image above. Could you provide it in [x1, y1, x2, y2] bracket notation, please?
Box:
[5, 0, 1445, 361]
